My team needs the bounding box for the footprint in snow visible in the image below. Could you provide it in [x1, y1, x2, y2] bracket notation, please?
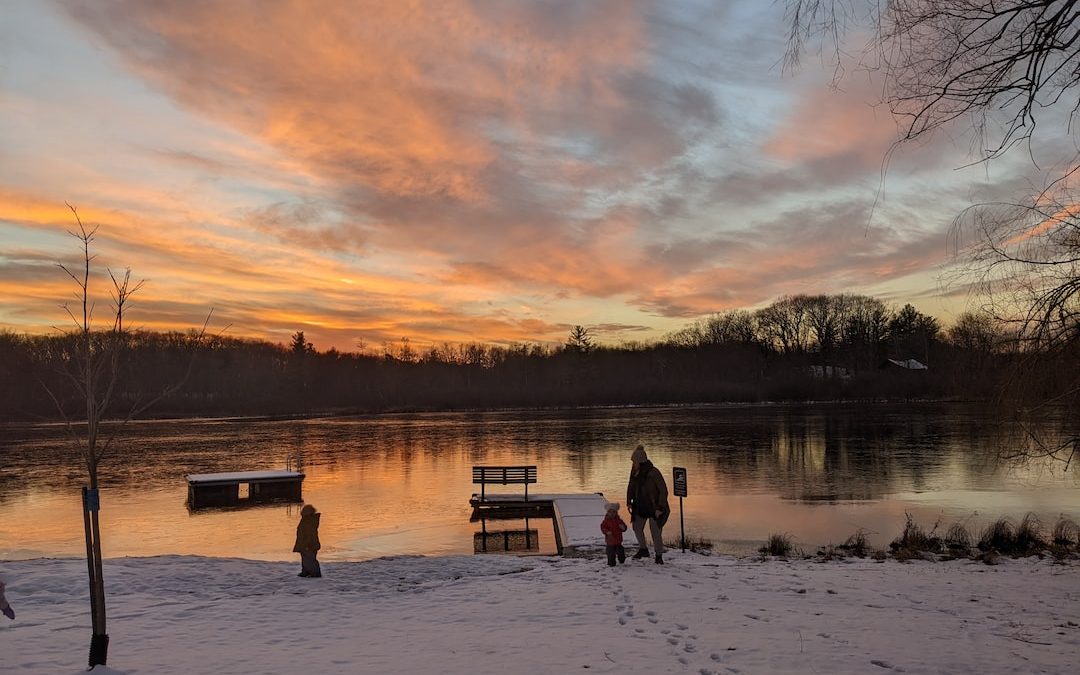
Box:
[871, 659, 904, 671]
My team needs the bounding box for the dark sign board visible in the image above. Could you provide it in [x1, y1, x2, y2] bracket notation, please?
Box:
[672, 467, 687, 497]
[84, 487, 100, 512]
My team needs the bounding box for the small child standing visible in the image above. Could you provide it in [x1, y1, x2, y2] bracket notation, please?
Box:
[0, 579, 14, 620]
[600, 502, 628, 566]
[293, 504, 322, 578]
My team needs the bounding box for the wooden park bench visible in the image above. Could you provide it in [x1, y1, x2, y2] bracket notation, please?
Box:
[472, 465, 537, 502]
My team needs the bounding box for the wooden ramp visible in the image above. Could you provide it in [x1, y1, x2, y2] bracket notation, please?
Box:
[469, 492, 638, 555]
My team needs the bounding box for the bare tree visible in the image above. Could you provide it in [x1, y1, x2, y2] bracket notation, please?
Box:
[946, 310, 1003, 353]
[41, 205, 211, 668]
[756, 295, 813, 354]
[805, 294, 845, 356]
[664, 310, 760, 349]
[783, 0, 1080, 161]
[838, 294, 891, 371]
[951, 184, 1079, 466]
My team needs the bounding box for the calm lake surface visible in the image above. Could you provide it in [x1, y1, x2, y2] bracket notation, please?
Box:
[2, 403, 1078, 561]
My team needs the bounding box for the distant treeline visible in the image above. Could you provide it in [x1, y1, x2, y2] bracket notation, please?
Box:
[0, 293, 1067, 421]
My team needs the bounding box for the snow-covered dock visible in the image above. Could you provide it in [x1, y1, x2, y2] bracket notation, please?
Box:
[186, 470, 305, 508]
[469, 492, 638, 554]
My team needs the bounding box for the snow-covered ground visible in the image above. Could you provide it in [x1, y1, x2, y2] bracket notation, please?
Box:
[2, 552, 1077, 674]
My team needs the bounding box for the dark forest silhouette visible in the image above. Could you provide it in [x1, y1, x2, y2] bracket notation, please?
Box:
[2, 291, 1059, 421]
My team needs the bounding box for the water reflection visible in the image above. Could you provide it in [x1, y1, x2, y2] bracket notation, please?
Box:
[0, 403, 1076, 561]
[473, 517, 555, 555]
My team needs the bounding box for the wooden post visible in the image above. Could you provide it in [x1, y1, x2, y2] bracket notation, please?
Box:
[84, 485, 109, 667]
[81, 488, 98, 626]
[680, 496, 686, 553]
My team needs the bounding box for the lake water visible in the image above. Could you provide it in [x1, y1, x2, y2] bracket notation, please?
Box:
[1, 403, 1078, 562]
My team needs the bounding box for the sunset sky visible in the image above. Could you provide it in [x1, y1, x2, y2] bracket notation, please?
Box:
[0, 0, 1053, 352]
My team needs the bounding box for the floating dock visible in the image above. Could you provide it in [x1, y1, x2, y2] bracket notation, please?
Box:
[470, 492, 638, 555]
[187, 470, 305, 508]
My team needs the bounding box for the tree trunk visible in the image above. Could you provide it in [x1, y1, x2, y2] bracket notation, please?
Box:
[84, 469, 109, 667]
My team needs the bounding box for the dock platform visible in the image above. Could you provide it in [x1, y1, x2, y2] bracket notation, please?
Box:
[187, 470, 305, 508]
[470, 492, 638, 554]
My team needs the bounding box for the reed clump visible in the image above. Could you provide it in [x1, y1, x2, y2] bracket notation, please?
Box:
[943, 522, 973, 557]
[759, 533, 795, 558]
[1014, 513, 1047, 554]
[663, 532, 714, 553]
[838, 529, 871, 558]
[977, 517, 1016, 554]
[1050, 517, 1080, 559]
[815, 544, 843, 561]
[817, 529, 872, 561]
[889, 513, 943, 558]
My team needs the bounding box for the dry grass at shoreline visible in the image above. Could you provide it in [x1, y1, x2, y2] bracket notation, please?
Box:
[663, 532, 715, 553]
[758, 532, 797, 558]
[655, 514, 1078, 565]
[797, 513, 1080, 564]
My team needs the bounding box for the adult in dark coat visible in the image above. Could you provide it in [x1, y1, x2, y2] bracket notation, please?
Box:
[626, 444, 670, 564]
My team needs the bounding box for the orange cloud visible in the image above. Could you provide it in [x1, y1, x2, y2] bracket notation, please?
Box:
[64, 0, 651, 204]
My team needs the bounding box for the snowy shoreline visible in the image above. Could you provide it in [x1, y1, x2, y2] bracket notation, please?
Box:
[2, 552, 1077, 674]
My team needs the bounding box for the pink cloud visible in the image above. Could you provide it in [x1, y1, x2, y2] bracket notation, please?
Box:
[764, 76, 902, 167]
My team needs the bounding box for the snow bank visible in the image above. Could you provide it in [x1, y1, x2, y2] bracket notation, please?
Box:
[1, 552, 1077, 674]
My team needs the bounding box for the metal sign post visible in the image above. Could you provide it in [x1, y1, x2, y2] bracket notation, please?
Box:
[672, 467, 687, 552]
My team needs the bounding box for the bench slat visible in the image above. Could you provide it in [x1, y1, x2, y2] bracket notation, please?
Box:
[472, 465, 537, 502]
[472, 465, 537, 484]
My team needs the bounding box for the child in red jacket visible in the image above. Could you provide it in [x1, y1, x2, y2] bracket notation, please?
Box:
[600, 502, 628, 566]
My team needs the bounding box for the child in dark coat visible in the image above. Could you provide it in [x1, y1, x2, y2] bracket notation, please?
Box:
[293, 504, 322, 578]
[600, 502, 628, 566]
[0, 579, 14, 619]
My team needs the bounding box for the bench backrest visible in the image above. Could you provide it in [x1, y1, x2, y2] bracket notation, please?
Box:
[472, 465, 537, 484]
